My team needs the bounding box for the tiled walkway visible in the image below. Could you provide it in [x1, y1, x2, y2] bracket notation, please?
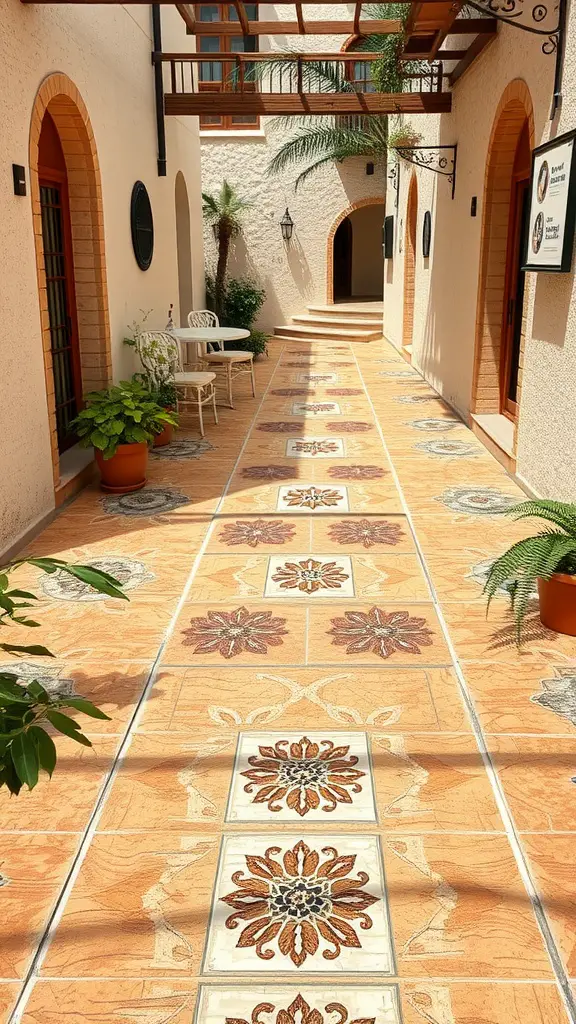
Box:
[2, 340, 576, 1023]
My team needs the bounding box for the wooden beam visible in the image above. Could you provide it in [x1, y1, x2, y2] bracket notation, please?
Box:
[429, 1, 461, 60]
[449, 31, 494, 83]
[231, 0, 249, 34]
[450, 17, 496, 33]
[175, 2, 194, 31]
[295, 0, 305, 33]
[165, 91, 452, 115]
[156, 50, 389, 60]
[400, 47, 466, 59]
[188, 19, 403, 34]
[353, 0, 362, 35]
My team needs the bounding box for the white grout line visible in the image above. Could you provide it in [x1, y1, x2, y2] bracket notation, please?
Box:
[8, 347, 287, 1024]
[351, 341, 576, 1024]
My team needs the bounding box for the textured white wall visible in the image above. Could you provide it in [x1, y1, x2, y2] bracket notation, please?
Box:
[383, 21, 576, 498]
[0, 0, 204, 553]
[200, 4, 387, 327]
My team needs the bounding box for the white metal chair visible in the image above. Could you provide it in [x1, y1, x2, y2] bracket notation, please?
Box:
[187, 309, 255, 410]
[137, 331, 218, 438]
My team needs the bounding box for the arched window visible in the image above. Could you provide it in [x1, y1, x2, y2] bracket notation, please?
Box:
[341, 37, 376, 93]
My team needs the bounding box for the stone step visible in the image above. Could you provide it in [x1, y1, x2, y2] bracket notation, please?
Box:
[274, 324, 381, 341]
[292, 313, 383, 329]
[307, 303, 383, 321]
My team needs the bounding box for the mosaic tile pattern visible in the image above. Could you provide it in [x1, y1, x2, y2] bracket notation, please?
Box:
[4, 340, 573, 1024]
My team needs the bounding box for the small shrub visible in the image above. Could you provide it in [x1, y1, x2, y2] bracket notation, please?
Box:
[206, 274, 266, 333]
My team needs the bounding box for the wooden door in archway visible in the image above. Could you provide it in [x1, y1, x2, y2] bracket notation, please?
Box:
[333, 217, 352, 300]
[501, 122, 531, 420]
[402, 175, 418, 354]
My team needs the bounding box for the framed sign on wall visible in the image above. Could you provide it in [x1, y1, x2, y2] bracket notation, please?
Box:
[522, 128, 576, 273]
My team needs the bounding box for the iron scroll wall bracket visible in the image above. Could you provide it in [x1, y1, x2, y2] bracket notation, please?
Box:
[465, 0, 566, 117]
[394, 144, 457, 199]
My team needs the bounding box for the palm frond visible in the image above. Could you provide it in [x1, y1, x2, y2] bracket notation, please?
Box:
[504, 499, 576, 536]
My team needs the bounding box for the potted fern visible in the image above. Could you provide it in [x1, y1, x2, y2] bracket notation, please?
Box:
[484, 500, 576, 639]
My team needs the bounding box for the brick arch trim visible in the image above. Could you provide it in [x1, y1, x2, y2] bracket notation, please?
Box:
[326, 197, 385, 303]
[29, 72, 112, 487]
[472, 78, 534, 419]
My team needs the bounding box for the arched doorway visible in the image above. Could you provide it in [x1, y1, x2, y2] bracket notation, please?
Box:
[329, 200, 385, 302]
[175, 171, 194, 325]
[30, 73, 111, 486]
[473, 79, 534, 421]
[402, 174, 418, 355]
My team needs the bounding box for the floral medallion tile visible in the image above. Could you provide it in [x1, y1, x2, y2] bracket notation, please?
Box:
[326, 421, 374, 433]
[408, 419, 462, 432]
[264, 555, 355, 599]
[285, 438, 345, 458]
[101, 487, 190, 518]
[328, 464, 388, 480]
[326, 519, 406, 549]
[218, 519, 298, 549]
[307, 604, 450, 666]
[327, 388, 364, 396]
[291, 401, 341, 417]
[436, 486, 519, 517]
[40, 556, 155, 601]
[203, 834, 394, 974]
[150, 438, 215, 459]
[0, 659, 76, 696]
[181, 606, 290, 658]
[166, 603, 307, 665]
[195, 986, 401, 1024]
[414, 439, 481, 458]
[271, 388, 316, 397]
[277, 484, 349, 513]
[240, 465, 299, 481]
[329, 607, 435, 659]
[226, 731, 376, 821]
[296, 373, 339, 384]
[258, 422, 313, 434]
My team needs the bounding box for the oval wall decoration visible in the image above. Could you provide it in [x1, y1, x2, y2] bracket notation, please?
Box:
[422, 210, 432, 258]
[131, 181, 154, 270]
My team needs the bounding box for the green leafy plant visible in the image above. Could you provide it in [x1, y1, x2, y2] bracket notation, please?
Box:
[0, 557, 127, 793]
[72, 380, 177, 459]
[132, 374, 178, 412]
[202, 182, 253, 317]
[242, 329, 269, 358]
[484, 500, 576, 639]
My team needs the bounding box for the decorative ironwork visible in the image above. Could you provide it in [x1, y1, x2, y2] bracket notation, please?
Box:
[465, 0, 566, 115]
[395, 144, 457, 199]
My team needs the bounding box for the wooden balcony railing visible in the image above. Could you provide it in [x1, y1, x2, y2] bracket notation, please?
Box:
[154, 53, 452, 115]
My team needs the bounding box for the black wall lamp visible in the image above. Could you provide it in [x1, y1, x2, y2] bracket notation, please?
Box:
[280, 207, 294, 242]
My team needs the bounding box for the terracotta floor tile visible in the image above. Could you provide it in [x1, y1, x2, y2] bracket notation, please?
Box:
[99, 731, 236, 832]
[41, 832, 219, 977]
[0, 735, 119, 831]
[141, 666, 469, 733]
[21, 980, 198, 1024]
[311, 514, 417, 553]
[187, 552, 430, 603]
[206, 514, 312, 552]
[425, 548, 513, 603]
[0, 984, 20, 1023]
[164, 601, 307, 665]
[411, 513, 547, 555]
[463, 662, 576, 735]
[0, 834, 80, 979]
[445, 603, 576, 665]
[383, 833, 553, 978]
[372, 731, 502, 831]
[308, 602, 452, 666]
[522, 833, 576, 975]
[400, 981, 567, 1023]
[488, 734, 576, 832]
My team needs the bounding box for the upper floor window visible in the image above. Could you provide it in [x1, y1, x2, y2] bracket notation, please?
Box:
[342, 38, 376, 93]
[196, 4, 260, 130]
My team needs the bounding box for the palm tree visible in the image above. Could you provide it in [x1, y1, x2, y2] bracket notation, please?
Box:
[202, 181, 253, 316]
[254, 3, 422, 189]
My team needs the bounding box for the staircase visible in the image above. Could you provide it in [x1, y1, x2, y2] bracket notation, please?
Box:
[274, 301, 383, 344]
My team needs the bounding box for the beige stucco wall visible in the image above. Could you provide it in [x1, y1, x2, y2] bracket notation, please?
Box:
[383, 19, 576, 498]
[0, 0, 204, 554]
[200, 4, 387, 328]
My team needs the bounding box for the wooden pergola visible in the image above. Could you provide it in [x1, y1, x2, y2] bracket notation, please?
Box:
[21, 0, 498, 117]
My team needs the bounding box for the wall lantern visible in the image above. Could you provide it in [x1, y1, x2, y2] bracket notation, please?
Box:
[280, 207, 294, 242]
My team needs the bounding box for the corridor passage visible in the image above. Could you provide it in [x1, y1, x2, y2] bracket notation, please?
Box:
[2, 339, 575, 1024]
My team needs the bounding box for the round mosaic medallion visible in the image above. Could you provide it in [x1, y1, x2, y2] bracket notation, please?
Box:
[415, 439, 478, 457]
[467, 558, 538, 600]
[410, 418, 461, 431]
[40, 557, 155, 601]
[438, 487, 518, 516]
[395, 395, 440, 404]
[102, 488, 190, 517]
[151, 439, 214, 460]
[378, 370, 419, 378]
[0, 661, 75, 696]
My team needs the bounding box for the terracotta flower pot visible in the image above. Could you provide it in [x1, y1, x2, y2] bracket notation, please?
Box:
[153, 407, 175, 448]
[538, 573, 576, 636]
[95, 442, 148, 494]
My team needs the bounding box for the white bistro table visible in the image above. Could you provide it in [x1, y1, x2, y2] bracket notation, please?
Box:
[172, 326, 250, 365]
[172, 326, 253, 408]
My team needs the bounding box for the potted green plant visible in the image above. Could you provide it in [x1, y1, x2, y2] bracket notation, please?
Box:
[484, 499, 576, 639]
[72, 380, 177, 493]
[0, 556, 127, 793]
